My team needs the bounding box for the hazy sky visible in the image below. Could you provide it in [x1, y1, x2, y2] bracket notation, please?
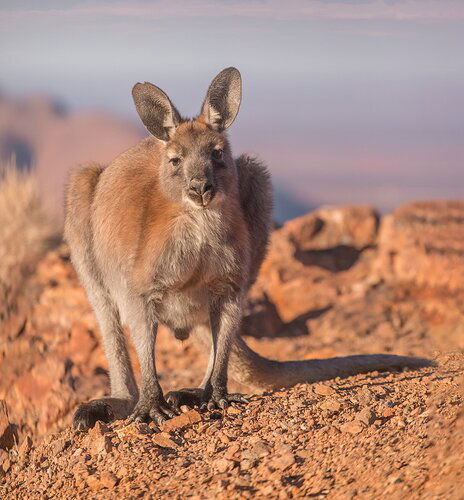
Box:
[1, 0, 463, 211]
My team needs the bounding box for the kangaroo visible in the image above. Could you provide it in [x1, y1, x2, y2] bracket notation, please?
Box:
[65, 67, 430, 431]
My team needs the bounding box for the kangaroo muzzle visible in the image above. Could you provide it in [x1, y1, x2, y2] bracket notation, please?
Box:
[188, 178, 215, 207]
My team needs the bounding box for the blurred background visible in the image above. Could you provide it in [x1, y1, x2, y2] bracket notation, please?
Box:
[1, 0, 463, 222]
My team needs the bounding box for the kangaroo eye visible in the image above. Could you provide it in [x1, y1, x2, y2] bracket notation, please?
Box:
[212, 149, 223, 161]
[169, 157, 181, 166]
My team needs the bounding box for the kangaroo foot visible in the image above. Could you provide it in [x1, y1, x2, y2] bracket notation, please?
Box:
[127, 396, 178, 427]
[165, 388, 205, 411]
[73, 399, 115, 431]
[167, 387, 249, 411]
[201, 391, 249, 411]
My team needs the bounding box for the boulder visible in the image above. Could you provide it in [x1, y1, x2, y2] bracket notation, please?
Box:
[248, 206, 379, 324]
[376, 201, 464, 291]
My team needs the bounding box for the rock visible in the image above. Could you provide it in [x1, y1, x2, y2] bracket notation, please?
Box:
[240, 459, 253, 471]
[285, 206, 379, 251]
[205, 422, 221, 435]
[261, 484, 275, 496]
[357, 388, 375, 405]
[114, 422, 153, 440]
[218, 432, 230, 444]
[313, 384, 336, 396]
[161, 410, 202, 432]
[374, 386, 387, 397]
[320, 400, 341, 412]
[52, 438, 69, 455]
[251, 440, 271, 458]
[395, 418, 407, 428]
[0, 450, 8, 468]
[0, 400, 17, 450]
[214, 457, 235, 473]
[207, 439, 219, 454]
[224, 443, 240, 460]
[268, 451, 295, 471]
[89, 420, 110, 436]
[226, 406, 242, 416]
[376, 201, 464, 291]
[0, 401, 9, 436]
[341, 421, 364, 434]
[2, 455, 11, 474]
[252, 206, 379, 323]
[134, 423, 153, 435]
[19, 436, 33, 456]
[100, 471, 119, 488]
[64, 324, 97, 365]
[382, 408, 394, 418]
[72, 447, 84, 458]
[89, 434, 112, 455]
[0, 192, 463, 498]
[355, 408, 376, 426]
[152, 432, 178, 449]
[86, 475, 104, 491]
[115, 423, 138, 440]
[15, 358, 66, 402]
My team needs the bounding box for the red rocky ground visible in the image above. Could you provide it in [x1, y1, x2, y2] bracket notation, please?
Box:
[1, 201, 463, 498]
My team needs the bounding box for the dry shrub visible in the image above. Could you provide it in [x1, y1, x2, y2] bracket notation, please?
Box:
[0, 160, 58, 321]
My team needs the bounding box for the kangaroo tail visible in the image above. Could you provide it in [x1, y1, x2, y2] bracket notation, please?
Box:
[231, 336, 432, 390]
[193, 326, 433, 391]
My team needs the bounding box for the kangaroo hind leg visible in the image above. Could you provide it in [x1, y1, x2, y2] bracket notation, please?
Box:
[66, 164, 139, 430]
[72, 278, 139, 431]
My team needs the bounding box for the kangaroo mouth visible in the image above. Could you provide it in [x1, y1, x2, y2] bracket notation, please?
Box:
[188, 189, 216, 207]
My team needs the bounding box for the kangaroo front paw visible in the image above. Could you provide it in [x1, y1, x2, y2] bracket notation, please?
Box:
[165, 388, 205, 411]
[73, 399, 114, 431]
[127, 397, 178, 427]
[201, 392, 249, 411]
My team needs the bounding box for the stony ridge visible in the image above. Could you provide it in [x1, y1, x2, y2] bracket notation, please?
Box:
[2, 354, 463, 498]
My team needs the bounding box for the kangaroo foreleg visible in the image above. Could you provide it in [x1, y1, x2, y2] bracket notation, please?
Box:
[201, 294, 248, 409]
[166, 329, 212, 410]
[166, 324, 213, 410]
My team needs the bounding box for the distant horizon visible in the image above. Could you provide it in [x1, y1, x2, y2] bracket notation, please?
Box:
[1, 0, 463, 213]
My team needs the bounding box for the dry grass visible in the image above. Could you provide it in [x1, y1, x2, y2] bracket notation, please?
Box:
[0, 160, 58, 320]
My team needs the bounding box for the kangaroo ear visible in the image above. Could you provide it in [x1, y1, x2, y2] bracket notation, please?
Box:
[201, 67, 242, 131]
[132, 82, 181, 141]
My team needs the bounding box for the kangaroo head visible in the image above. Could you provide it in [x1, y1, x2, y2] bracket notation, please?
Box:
[132, 67, 242, 209]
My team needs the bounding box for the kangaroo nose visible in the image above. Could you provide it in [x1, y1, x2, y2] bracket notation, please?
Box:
[189, 178, 212, 196]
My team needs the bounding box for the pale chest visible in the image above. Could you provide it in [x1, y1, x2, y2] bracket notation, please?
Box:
[148, 214, 243, 329]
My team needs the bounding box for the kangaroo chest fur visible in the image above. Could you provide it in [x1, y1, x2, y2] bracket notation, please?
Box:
[145, 208, 247, 333]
